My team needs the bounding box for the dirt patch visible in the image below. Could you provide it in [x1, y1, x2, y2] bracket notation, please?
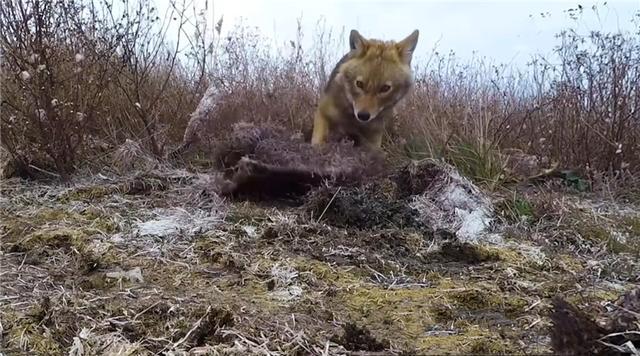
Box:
[304, 180, 429, 231]
[331, 322, 390, 352]
[436, 241, 502, 264]
[394, 158, 447, 197]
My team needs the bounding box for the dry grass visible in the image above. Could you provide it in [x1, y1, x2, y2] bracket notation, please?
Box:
[1, 155, 638, 354]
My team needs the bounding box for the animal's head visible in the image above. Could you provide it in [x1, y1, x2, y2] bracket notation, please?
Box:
[338, 29, 419, 122]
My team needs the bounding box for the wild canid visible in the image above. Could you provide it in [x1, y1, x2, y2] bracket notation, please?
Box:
[311, 29, 419, 150]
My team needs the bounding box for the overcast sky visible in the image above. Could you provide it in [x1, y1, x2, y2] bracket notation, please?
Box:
[157, 0, 640, 67]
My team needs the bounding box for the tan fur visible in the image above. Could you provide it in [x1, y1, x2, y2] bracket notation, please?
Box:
[311, 29, 419, 150]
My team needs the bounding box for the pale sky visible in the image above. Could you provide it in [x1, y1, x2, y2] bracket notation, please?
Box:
[156, 0, 640, 67]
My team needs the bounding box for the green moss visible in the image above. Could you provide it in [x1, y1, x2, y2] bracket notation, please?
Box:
[607, 235, 631, 254]
[416, 326, 515, 354]
[11, 227, 87, 252]
[425, 271, 444, 283]
[437, 242, 504, 264]
[591, 288, 624, 302]
[77, 273, 109, 290]
[467, 336, 519, 354]
[78, 209, 118, 234]
[577, 223, 611, 243]
[4, 311, 65, 355]
[552, 254, 585, 273]
[573, 219, 637, 254]
[58, 185, 112, 202]
[8, 326, 64, 354]
[343, 286, 435, 348]
[1, 206, 122, 276]
[293, 258, 365, 287]
[336, 278, 527, 352]
[2, 208, 118, 246]
[430, 303, 454, 323]
[449, 289, 490, 310]
[613, 216, 640, 254]
[449, 289, 492, 310]
[225, 203, 273, 225]
[441, 286, 529, 322]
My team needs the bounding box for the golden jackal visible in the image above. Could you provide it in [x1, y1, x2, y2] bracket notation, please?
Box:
[311, 29, 419, 149]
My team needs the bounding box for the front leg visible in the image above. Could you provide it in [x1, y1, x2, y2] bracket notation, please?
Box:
[359, 131, 384, 151]
[311, 110, 330, 146]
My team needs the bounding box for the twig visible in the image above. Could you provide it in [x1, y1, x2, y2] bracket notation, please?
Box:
[598, 340, 639, 355]
[317, 187, 341, 223]
[171, 305, 211, 349]
[600, 331, 640, 339]
[17, 254, 27, 271]
[132, 301, 160, 321]
[525, 299, 542, 311]
[525, 317, 541, 330]
[605, 301, 640, 319]
[28, 164, 60, 178]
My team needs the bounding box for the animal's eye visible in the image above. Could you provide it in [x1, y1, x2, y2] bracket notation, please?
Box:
[379, 84, 391, 93]
[355, 80, 364, 89]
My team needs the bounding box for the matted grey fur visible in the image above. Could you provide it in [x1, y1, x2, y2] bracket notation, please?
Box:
[209, 121, 388, 201]
[169, 83, 226, 158]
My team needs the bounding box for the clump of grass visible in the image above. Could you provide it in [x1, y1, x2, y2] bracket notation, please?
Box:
[498, 193, 536, 224]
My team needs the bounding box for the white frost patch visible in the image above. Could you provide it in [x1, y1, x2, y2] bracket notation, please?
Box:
[106, 267, 144, 283]
[135, 207, 223, 238]
[270, 286, 303, 302]
[242, 225, 258, 238]
[610, 231, 628, 245]
[0, 196, 9, 209]
[269, 263, 303, 302]
[456, 208, 492, 241]
[20, 70, 31, 81]
[409, 161, 496, 243]
[271, 263, 299, 285]
[268, 211, 298, 225]
[67, 328, 143, 355]
[69, 335, 84, 356]
[507, 242, 547, 266]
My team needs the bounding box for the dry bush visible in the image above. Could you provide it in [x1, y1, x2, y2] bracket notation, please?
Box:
[0, 0, 123, 176]
[392, 9, 640, 187]
[196, 22, 336, 141]
[0, 0, 210, 177]
[524, 29, 640, 173]
[100, 0, 211, 156]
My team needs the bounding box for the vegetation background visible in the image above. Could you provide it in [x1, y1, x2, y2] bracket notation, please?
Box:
[1, 0, 639, 194]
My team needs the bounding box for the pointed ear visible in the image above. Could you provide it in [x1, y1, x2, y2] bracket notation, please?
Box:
[349, 29, 367, 52]
[396, 30, 419, 64]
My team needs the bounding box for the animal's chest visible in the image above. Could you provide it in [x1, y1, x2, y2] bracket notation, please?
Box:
[331, 117, 382, 144]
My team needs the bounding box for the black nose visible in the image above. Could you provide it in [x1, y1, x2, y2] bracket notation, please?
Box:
[356, 111, 370, 121]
